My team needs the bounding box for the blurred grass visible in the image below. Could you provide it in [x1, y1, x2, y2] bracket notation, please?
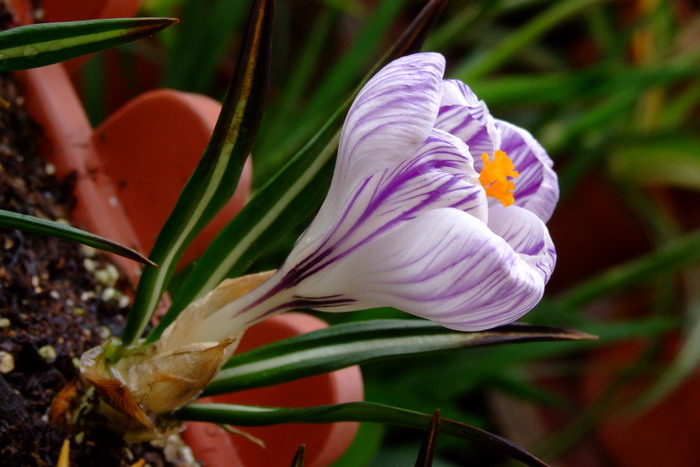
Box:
[77, 0, 700, 464]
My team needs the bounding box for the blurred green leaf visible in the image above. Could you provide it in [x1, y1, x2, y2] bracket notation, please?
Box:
[81, 52, 106, 125]
[175, 401, 547, 467]
[453, 0, 606, 82]
[556, 230, 700, 310]
[542, 89, 637, 152]
[0, 18, 176, 72]
[204, 320, 593, 395]
[318, 0, 364, 16]
[661, 82, 700, 128]
[162, 0, 251, 93]
[0, 209, 154, 266]
[254, 0, 407, 183]
[302, 0, 406, 117]
[423, 3, 483, 51]
[260, 9, 336, 155]
[491, 372, 569, 409]
[331, 423, 386, 467]
[149, 0, 450, 342]
[119, 0, 273, 350]
[609, 134, 700, 190]
[472, 65, 697, 108]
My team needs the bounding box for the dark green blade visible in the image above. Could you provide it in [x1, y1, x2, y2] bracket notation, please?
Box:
[117, 0, 274, 350]
[203, 321, 594, 395]
[175, 401, 548, 467]
[415, 410, 441, 467]
[290, 445, 305, 467]
[0, 18, 176, 72]
[0, 209, 154, 266]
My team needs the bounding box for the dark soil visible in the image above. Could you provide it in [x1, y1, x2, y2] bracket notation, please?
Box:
[0, 12, 170, 466]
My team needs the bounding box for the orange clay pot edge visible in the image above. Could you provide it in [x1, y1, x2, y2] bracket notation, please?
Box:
[17, 65, 144, 283]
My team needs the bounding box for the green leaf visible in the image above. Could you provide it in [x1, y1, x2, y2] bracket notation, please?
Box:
[174, 401, 547, 467]
[0, 18, 176, 72]
[471, 65, 697, 108]
[117, 0, 274, 351]
[148, 0, 450, 343]
[203, 320, 594, 396]
[254, 0, 408, 183]
[609, 134, 700, 190]
[360, 314, 673, 408]
[331, 422, 385, 467]
[162, 0, 251, 93]
[452, 0, 606, 82]
[258, 8, 336, 158]
[556, 229, 700, 310]
[0, 209, 154, 266]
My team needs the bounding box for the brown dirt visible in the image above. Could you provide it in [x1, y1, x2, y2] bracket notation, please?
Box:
[0, 13, 171, 466]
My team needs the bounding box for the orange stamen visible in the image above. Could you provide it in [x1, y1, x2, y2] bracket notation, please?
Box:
[479, 150, 519, 207]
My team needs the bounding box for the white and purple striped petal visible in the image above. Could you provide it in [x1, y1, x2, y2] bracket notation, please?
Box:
[435, 80, 500, 159]
[304, 53, 447, 243]
[286, 129, 488, 285]
[333, 53, 445, 196]
[297, 207, 554, 331]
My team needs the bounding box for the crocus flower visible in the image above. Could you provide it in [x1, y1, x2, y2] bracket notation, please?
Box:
[86, 53, 559, 422]
[182, 52, 558, 347]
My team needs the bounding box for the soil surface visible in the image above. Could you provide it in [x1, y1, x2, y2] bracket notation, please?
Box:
[0, 9, 171, 465]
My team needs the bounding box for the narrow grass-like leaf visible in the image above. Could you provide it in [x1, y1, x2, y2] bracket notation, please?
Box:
[174, 401, 548, 467]
[149, 0, 449, 342]
[260, 9, 335, 155]
[0, 209, 154, 266]
[453, 0, 605, 82]
[254, 0, 407, 183]
[0, 18, 176, 72]
[472, 65, 697, 108]
[162, 0, 251, 93]
[290, 445, 305, 467]
[118, 0, 274, 350]
[356, 316, 673, 414]
[661, 81, 700, 128]
[557, 229, 700, 310]
[415, 410, 441, 467]
[203, 320, 594, 395]
[609, 135, 700, 190]
[544, 90, 637, 153]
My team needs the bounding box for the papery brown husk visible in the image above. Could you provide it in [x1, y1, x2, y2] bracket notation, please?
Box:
[76, 270, 275, 441]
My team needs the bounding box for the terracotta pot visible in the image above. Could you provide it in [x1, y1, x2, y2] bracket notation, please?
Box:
[183, 312, 364, 467]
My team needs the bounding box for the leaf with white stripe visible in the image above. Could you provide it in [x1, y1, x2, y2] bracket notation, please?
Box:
[0, 18, 176, 71]
[203, 319, 594, 395]
[0, 209, 154, 266]
[117, 0, 273, 351]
